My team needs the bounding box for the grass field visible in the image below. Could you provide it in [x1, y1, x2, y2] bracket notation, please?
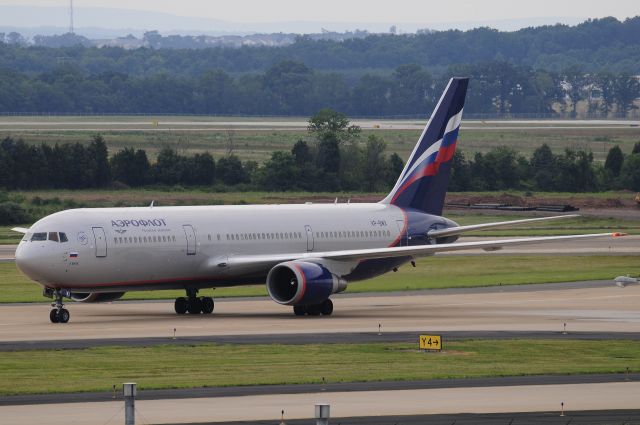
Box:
[1, 255, 636, 303]
[0, 339, 638, 395]
[2, 118, 639, 162]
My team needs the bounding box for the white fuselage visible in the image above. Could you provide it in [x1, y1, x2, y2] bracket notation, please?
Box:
[16, 202, 447, 293]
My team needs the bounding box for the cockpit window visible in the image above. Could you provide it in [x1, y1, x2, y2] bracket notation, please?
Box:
[59, 232, 68, 243]
[21, 233, 31, 242]
[31, 233, 47, 241]
[48, 232, 59, 242]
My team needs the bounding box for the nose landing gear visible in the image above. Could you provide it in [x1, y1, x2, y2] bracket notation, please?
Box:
[174, 289, 214, 315]
[49, 289, 70, 324]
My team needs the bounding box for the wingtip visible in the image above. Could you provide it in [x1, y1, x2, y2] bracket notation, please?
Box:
[612, 232, 628, 237]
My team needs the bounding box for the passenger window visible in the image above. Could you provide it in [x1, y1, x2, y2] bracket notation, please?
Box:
[208, 234, 211, 241]
[59, 232, 68, 243]
[114, 238, 118, 244]
[48, 232, 59, 242]
[31, 233, 47, 241]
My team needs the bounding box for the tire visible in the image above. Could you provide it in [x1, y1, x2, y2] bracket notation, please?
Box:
[49, 309, 60, 323]
[293, 305, 306, 316]
[187, 298, 203, 314]
[175, 297, 188, 314]
[201, 297, 214, 314]
[306, 304, 321, 316]
[58, 308, 70, 323]
[320, 299, 333, 316]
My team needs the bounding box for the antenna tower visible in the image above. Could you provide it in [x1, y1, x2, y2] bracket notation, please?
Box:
[69, 0, 74, 34]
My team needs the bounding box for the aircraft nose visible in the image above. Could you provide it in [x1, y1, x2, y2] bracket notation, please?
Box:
[15, 243, 45, 281]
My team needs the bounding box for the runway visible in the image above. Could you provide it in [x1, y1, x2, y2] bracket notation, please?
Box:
[1, 280, 638, 344]
[2, 280, 639, 423]
[0, 118, 637, 131]
[2, 382, 640, 425]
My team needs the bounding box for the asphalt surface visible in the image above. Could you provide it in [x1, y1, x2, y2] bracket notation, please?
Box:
[188, 410, 640, 425]
[2, 373, 638, 406]
[2, 280, 639, 342]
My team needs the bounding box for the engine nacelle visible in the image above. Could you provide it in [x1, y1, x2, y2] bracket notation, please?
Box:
[266, 261, 346, 306]
[70, 292, 126, 303]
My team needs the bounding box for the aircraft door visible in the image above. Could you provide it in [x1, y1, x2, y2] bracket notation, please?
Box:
[395, 220, 408, 246]
[304, 225, 314, 252]
[183, 225, 196, 255]
[92, 227, 107, 257]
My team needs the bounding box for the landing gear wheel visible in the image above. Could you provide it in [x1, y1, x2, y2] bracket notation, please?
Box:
[58, 308, 70, 323]
[320, 299, 333, 316]
[293, 305, 306, 316]
[201, 297, 214, 314]
[49, 309, 60, 323]
[306, 304, 322, 316]
[187, 297, 203, 314]
[175, 297, 188, 314]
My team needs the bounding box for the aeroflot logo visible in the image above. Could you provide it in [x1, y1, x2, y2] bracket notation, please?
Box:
[111, 219, 167, 228]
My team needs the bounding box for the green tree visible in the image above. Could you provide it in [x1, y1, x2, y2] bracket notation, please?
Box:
[362, 135, 388, 191]
[613, 73, 640, 116]
[111, 147, 150, 187]
[88, 135, 111, 188]
[620, 154, 640, 191]
[561, 65, 587, 117]
[530, 144, 556, 190]
[308, 108, 360, 175]
[217, 155, 249, 185]
[259, 151, 299, 190]
[604, 145, 624, 177]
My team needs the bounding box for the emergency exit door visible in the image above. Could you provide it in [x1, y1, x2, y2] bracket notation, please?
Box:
[183, 225, 196, 255]
[92, 227, 107, 257]
[305, 225, 314, 252]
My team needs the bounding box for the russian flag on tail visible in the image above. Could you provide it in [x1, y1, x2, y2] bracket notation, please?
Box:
[380, 77, 469, 216]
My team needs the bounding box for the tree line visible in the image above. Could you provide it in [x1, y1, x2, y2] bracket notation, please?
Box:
[1, 17, 639, 75]
[1, 110, 640, 193]
[0, 60, 638, 117]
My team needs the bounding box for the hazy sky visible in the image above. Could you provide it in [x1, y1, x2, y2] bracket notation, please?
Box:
[3, 0, 639, 24]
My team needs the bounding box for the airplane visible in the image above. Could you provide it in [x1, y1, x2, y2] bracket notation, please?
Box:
[12, 77, 624, 323]
[614, 275, 638, 287]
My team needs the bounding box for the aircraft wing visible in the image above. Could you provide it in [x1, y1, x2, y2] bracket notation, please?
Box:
[225, 232, 623, 268]
[427, 214, 579, 239]
[10, 227, 29, 234]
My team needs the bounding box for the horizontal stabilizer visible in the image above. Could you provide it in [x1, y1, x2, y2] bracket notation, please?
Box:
[427, 214, 579, 239]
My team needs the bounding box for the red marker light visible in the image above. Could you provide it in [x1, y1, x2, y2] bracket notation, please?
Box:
[612, 232, 627, 237]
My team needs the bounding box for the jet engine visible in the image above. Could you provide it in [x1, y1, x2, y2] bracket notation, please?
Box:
[69, 292, 126, 303]
[266, 261, 346, 306]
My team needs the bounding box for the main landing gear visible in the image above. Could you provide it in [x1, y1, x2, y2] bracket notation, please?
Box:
[49, 289, 70, 324]
[174, 289, 214, 315]
[293, 299, 333, 316]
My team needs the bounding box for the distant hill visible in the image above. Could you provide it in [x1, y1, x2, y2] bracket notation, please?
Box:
[1, 17, 638, 75]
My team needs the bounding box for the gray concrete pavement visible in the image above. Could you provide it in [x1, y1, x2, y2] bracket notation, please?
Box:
[2, 382, 640, 425]
[0, 281, 638, 343]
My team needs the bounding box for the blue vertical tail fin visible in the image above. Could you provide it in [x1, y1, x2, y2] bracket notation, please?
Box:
[381, 77, 469, 215]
